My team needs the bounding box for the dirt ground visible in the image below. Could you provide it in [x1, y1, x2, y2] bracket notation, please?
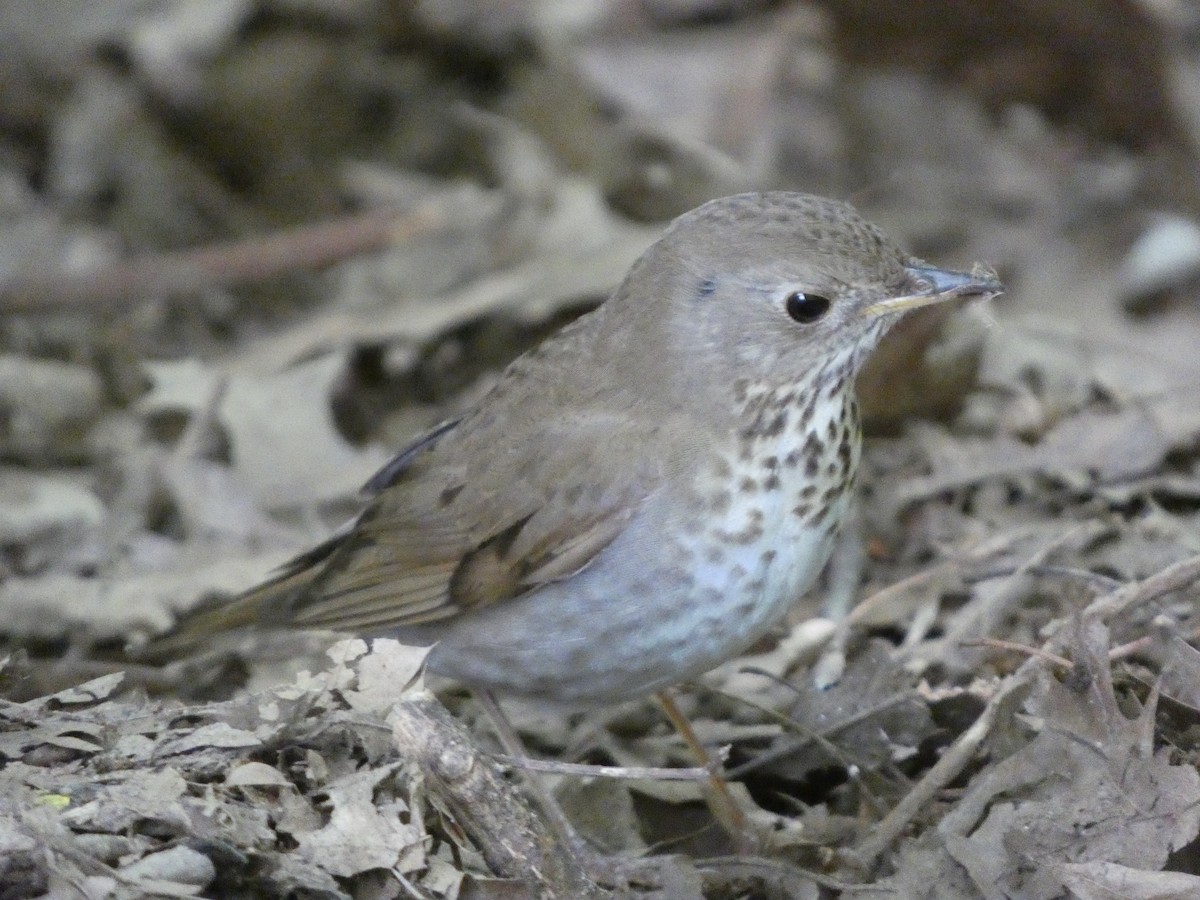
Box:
[3, 1, 1200, 897]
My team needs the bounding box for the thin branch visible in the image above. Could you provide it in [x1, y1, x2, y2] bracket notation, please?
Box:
[848, 658, 1037, 868]
[1080, 553, 1200, 626]
[1, 204, 444, 313]
[492, 754, 717, 781]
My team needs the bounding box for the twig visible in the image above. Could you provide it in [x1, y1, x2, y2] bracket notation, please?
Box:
[1107, 633, 1157, 661]
[389, 690, 607, 899]
[842, 563, 954, 631]
[492, 754, 717, 781]
[964, 563, 1123, 591]
[934, 522, 1106, 660]
[848, 658, 1037, 869]
[473, 688, 589, 863]
[1077, 553, 1200, 626]
[849, 554, 1200, 869]
[724, 690, 917, 779]
[1, 204, 444, 313]
[959, 637, 1073, 670]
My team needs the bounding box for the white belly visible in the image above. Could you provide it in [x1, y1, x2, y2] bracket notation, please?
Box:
[424, 375, 861, 703]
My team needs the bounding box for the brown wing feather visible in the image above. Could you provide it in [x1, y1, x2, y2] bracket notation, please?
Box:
[288, 473, 647, 633]
[150, 407, 666, 653]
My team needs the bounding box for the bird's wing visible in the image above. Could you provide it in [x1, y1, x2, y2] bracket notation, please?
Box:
[231, 408, 666, 635]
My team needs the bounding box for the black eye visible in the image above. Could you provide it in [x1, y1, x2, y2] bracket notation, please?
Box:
[785, 292, 831, 323]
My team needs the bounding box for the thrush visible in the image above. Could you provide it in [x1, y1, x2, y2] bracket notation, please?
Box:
[153, 192, 1001, 704]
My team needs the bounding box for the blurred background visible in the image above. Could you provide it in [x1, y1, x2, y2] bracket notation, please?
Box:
[6, 1, 1200, 895]
[5, 0, 1200, 713]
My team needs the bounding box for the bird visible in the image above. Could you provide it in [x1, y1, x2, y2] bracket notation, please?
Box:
[150, 192, 1001, 706]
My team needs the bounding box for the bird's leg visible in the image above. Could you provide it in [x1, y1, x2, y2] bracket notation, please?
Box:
[823, 499, 866, 620]
[655, 689, 761, 853]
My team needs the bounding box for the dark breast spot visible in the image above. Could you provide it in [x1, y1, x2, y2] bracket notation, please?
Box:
[763, 413, 787, 437]
[837, 436, 853, 468]
[809, 504, 828, 526]
[716, 521, 765, 545]
[798, 394, 817, 427]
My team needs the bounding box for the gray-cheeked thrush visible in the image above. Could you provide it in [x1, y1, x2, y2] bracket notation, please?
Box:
[157, 192, 1002, 704]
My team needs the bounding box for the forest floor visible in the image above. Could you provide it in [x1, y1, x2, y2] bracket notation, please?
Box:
[4, 1, 1200, 897]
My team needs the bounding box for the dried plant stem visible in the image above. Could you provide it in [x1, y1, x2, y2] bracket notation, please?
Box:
[389, 690, 606, 898]
[1, 204, 444, 313]
[849, 658, 1036, 869]
[493, 754, 715, 781]
[472, 688, 589, 859]
[1080, 553, 1200, 625]
[851, 553, 1200, 869]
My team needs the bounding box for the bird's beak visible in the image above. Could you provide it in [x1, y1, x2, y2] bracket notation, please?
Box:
[861, 264, 1003, 318]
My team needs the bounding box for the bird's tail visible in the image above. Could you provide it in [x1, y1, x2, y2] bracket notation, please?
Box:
[132, 562, 321, 663]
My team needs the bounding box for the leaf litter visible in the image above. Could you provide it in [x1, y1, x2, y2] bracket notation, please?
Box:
[4, 1, 1200, 897]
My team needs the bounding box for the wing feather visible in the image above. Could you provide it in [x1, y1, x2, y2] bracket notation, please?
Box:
[153, 400, 673, 652]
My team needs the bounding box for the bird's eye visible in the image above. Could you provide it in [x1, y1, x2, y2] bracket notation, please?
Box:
[785, 291, 831, 323]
